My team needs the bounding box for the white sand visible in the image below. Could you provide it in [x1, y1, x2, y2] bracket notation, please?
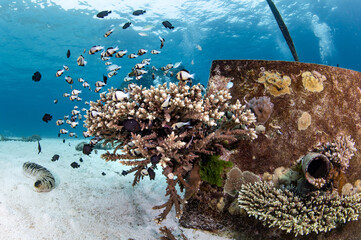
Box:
[0, 139, 231, 240]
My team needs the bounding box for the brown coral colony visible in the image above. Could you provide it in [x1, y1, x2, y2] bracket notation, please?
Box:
[84, 81, 257, 222]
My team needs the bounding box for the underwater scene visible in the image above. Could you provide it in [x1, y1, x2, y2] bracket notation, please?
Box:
[1, 0, 361, 239]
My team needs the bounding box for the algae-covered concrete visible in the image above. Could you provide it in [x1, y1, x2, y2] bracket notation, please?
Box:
[208, 60, 361, 183]
[180, 60, 361, 240]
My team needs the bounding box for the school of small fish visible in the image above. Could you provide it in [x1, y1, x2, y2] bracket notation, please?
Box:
[34, 9, 199, 144]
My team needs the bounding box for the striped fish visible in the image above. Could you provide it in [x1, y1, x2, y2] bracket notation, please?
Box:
[23, 162, 55, 192]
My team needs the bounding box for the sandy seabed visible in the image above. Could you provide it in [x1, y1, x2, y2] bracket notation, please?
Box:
[0, 139, 231, 240]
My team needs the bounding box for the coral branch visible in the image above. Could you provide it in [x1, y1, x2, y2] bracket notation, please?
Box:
[84, 81, 257, 222]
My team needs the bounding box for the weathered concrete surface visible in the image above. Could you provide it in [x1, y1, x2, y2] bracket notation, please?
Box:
[180, 60, 361, 240]
[209, 60, 361, 183]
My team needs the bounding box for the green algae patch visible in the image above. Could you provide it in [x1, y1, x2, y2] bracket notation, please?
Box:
[199, 155, 233, 187]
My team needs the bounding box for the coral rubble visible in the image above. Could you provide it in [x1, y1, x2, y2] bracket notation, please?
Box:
[84, 81, 257, 222]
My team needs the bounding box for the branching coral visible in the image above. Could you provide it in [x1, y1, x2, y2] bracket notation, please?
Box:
[237, 135, 359, 236]
[238, 181, 361, 236]
[84, 81, 257, 222]
[312, 135, 357, 172]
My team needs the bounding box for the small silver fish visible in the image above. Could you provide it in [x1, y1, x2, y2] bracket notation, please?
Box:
[91, 111, 100, 118]
[70, 122, 79, 128]
[83, 131, 91, 138]
[71, 109, 80, 115]
[63, 93, 70, 97]
[69, 132, 77, 137]
[65, 76, 73, 84]
[107, 64, 121, 72]
[137, 49, 148, 56]
[69, 95, 77, 101]
[63, 65, 69, 71]
[135, 63, 146, 69]
[59, 129, 68, 134]
[159, 36, 165, 49]
[95, 81, 106, 87]
[113, 91, 129, 101]
[128, 53, 138, 59]
[171, 121, 191, 129]
[161, 95, 171, 109]
[141, 58, 151, 64]
[161, 63, 173, 71]
[176, 69, 194, 81]
[173, 61, 182, 68]
[104, 29, 114, 38]
[107, 71, 117, 78]
[82, 82, 90, 88]
[77, 55, 87, 66]
[78, 78, 85, 83]
[94, 87, 102, 92]
[56, 120, 64, 126]
[56, 69, 64, 77]
[151, 50, 161, 54]
[115, 50, 127, 58]
[137, 69, 148, 75]
[105, 47, 119, 57]
[71, 89, 81, 95]
[89, 46, 104, 55]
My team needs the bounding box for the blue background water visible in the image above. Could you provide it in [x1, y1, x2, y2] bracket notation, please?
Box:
[0, 0, 360, 138]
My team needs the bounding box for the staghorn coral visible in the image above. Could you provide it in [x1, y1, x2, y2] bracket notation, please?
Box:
[238, 181, 361, 236]
[84, 81, 257, 222]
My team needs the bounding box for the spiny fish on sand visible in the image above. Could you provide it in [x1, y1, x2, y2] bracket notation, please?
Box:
[23, 162, 55, 192]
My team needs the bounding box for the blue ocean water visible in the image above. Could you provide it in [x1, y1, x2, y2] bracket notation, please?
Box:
[0, 0, 360, 138]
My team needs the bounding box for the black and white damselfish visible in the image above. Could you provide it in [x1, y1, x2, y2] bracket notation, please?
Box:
[23, 162, 56, 192]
